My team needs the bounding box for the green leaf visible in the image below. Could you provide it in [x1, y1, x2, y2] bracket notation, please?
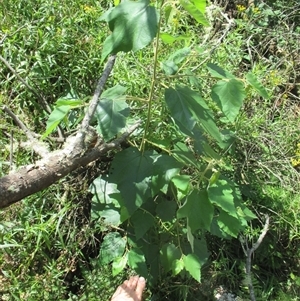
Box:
[128, 248, 148, 277]
[109, 147, 154, 220]
[179, 0, 209, 26]
[161, 47, 190, 75]
[211, 79, 246, 122]
[99, 232, 126, 264]
[172, 259, 184, 275]
[237, 205, 257, 222]
[151, 154, 183, 194]
[139, 243, 160, 284]
[95, 85, 129, 141]
[210, 217, 229, 238]
[91, 203, 121, 225]
[0, 243, 21, 248]
[217, 210, 243, 238]
[187, 224, 195, 251]
[207, 63, 235, 79]
[103, 153, 179, 220]
[89, 177, 122, 225]
[169, 47, 191, 64]
[165, 86, 223, 144]
[112, 254, 128, 276]
[185, 68, 202, 90]
[209, 170, 221, 186]
[160, 33, 190, 44]
[43, 105, 70, 139]
[193, 239, 209, 266]
[172, 142, 199, 168]
[160, 243, 181, 272]
[55, 99, 83, 107]
[89, 177, 120, 204]
[192, 0, 206, 13]
[171, 174, 191, 194]
[101, 84, 127, 99]
[177, 189, 214, 232]
[161, 60, 178, 75]
[208, 178, 237, 218]
[164, 5, 175, 24]
[183, 254, 201, 282]
[192, 126, 222, 157]
[156, 199, 177, 222]
[101, 0, 159, 61]
[246, 72, 269, 99]
[131, 210, 155, 240]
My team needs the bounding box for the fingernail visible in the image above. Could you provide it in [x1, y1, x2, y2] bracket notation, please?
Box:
[139, 276, 146, 282]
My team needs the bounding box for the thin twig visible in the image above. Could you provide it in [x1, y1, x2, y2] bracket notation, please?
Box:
[240, 215, 270, 301]
[2, 105, 50, 158]
[80, 54, 117, 133]
[248, 215, 270, 255]
[3, 105, 35, 140]
[71, 54, 117, 150]
[10, 130, 13, 171]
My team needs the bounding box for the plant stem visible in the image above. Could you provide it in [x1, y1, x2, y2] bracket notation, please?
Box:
[241, 215, 270, 301]
[140, 1, 164, 153]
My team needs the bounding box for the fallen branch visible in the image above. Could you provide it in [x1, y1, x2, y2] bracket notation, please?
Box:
[0, 121, 140, 208]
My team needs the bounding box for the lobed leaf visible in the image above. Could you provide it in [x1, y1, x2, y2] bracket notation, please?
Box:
[108, 147, 154, 220]
[217, 210, 243, 238]
[177, 189, 214, 232]
[112, 254, 128, 276]
[160, 243, 181, 272]
[183, 254, 201, 282]
[208, 178, 237, 218]
[101, 0, 159, 61]
[207, 63, 235, 79]
[165, 85, 223, 145]
[131, 210, 155, 240]
[89, 177, 122, 225]
[151, 154, 183, 194]
[211, 78, 246, 122]
[99, 232, 126, 264]
[95, 85, 129, 141]
[128, 248, 148, 277]
[171, 174, 191, 194]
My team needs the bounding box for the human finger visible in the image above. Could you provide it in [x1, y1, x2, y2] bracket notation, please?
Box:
[127, 275, 139, 289]
[135, 276, 146, 299]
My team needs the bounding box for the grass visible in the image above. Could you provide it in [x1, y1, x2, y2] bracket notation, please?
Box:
[1, 0, 300, 300]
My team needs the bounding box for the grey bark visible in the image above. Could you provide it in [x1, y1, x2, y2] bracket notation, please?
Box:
[0, 122, 140, 208]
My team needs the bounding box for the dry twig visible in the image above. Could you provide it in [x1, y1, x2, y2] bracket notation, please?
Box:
[240, 215, 270, 301]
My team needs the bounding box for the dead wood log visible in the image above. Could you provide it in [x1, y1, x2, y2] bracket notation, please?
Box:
[0, 122, 140, 208]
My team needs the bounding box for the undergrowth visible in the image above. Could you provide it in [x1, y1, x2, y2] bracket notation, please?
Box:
[0, 0, 299, 300]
